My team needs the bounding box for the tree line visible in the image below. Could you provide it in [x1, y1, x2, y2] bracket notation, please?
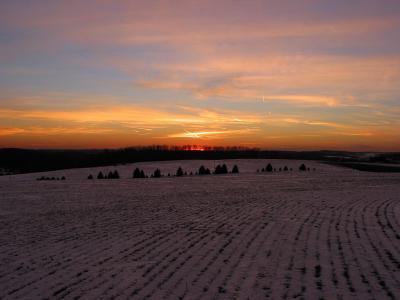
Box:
[1, 147, 344, 175]
[85, 163, 313, 180]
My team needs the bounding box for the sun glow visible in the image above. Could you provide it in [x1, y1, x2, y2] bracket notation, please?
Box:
[181, 145, 206, 151]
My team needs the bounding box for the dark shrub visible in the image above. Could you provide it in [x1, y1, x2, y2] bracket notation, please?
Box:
[140, 170, 145, 178]
[97, 171, 104, 179]
[113, 170, 119, 179]
[176, 167, 184, 177]
[153, 168, 161, 178]
[205, 168, 211, 175]
[214, 164, 228, 174]
[279, 168, 282, 172]
[61, 176, 65, 180]
[190, 171, 193, 175]
[51, 177, 55, 180]
[232, 165, 239, 173]
[266, 163, 273, 172]
[284, 166, 288, 171]
[299, 164, 307, 171]
[108, 171, 114, 179]
[261, 168, 265, 172]
[214, 165, 221, 174]
[199, 165, 207, 175]
[133, 168, 141, 178]
[88, 174, 93, 179]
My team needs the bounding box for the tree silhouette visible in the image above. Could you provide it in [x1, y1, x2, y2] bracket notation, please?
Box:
[113, 170, 120, 179]
[299, 164, 307, 171]
[140, 170, 145, 178]
[61, 176, 66, 180]
[153, 168, 162, 178]
[133, 168, 142, 178]
[176, 167, 184, 177]
[266, 163, 273, 172]
[88, 174, 93, 179]
[214, 164, 228, 174]
[199, 165, 207, 175]
[97, 171, 104, 179]
[284, 166, 288, 171]
[232, 165, 239, 173]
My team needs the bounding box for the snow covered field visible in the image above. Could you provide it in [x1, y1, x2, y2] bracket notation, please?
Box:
[0, 159, 399, 299]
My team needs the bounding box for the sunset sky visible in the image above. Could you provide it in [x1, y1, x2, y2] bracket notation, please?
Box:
[1, 0, 400, 150]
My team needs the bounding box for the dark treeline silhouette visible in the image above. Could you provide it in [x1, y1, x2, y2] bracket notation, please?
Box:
[37, 176, 65, 181]
[1, 147, 396, 175]
[96, 170, 119, 179]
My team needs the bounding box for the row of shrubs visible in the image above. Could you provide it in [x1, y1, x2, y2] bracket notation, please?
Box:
[37, 176, 66, 181]
[88, 170, 120, 179]
[257, 163, 315, 172]
[36, 163, 315, 181]
[87, 164, 240, 180]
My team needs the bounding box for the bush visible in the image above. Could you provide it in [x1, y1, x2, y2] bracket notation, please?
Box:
[299, 164, 307, 171]
[108, 171, 114, 179]
[232, 165, 239, 173]
[133, 168, 141, 178]
[153, 168, 162, 178]
[97, 171, 104, 179]
[176, 167, 184, 177]
[266, 163, 273, 172]
[133, 168, 145, 178]
[214, 164, 228, 174]
[61, 176, 66, 180]
[113, 170, 120, 179]
[88, 174, 93, 179]
[284, 166, 288, 171]
[199, 165, 207, 175]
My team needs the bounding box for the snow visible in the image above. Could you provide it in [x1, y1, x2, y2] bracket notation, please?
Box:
[0, 159, 399, 299]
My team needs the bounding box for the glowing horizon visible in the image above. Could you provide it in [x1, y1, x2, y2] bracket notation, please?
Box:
[1, 1, 400, 151]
